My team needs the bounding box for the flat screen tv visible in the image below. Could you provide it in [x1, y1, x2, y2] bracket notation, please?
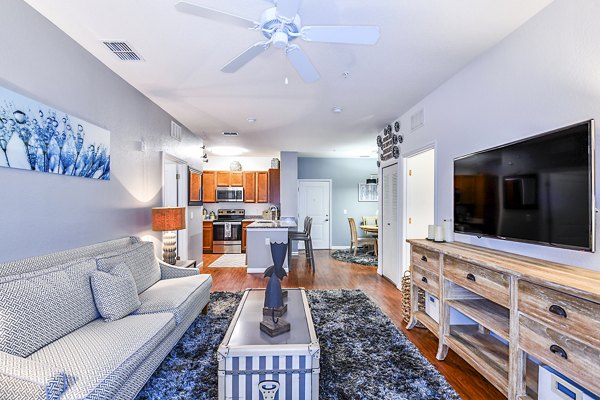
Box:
[454, 120, 595, 252]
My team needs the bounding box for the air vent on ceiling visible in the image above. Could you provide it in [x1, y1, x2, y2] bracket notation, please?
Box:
[103, 41, 143, 61]
[411, 109, 425, 132]
[171, 121, 182, 141]
[222, 132, 239, 136]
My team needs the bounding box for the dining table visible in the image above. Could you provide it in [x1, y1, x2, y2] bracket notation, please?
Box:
[359, 225, 378, 256]
[359, 225, 379, 234]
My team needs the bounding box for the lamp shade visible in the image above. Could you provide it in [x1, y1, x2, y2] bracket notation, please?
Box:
[152, 207, 186, 231]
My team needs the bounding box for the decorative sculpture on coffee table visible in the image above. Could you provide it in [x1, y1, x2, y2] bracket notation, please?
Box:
[260, 242, 290, 337]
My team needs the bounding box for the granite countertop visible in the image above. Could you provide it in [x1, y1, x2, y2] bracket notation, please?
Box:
[247, 220, 297, 229]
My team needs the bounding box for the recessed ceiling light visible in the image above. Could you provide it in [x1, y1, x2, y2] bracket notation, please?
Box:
[247, 117, 257, 123]
[332, 106, 343, 113]
[208, 146, 248, 156]
[284, 77, 289, 85]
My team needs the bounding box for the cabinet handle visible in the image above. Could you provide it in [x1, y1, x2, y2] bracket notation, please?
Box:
[421, 276, 428, 284]
[466, 273, 476, 282]
[550, 344, 568, 360]
[421, 255, 428, 262]
[549, 305, 567, 318]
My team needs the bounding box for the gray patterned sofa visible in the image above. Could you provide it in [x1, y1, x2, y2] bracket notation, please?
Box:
[0, 236, 213, 400]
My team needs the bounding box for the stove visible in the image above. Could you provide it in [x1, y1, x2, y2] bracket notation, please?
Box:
[213, 209, 245, 254]
[216, 209, 245, 221]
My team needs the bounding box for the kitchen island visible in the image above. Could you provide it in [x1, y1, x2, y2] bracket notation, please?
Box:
[246, 219, 297, 274]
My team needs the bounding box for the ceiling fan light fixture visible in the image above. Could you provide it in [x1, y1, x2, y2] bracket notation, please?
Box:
[272, 30, 289, 49]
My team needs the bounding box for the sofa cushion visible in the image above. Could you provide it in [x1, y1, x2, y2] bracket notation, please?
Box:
[97, 241, 160, 294]
[135, 274, 212, 324]
[91, 263, 141, 322]
[0, 237, 139, 278]
[0, 259, 99, 358]
[28, 313, 176, 400]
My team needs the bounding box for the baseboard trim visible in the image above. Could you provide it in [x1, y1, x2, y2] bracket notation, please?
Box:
[330, 246, 350, 250]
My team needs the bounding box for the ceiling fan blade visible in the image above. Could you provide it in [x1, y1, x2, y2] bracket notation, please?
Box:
[301, 26, 380, 45]
[221, 42, 269, 73]
[286, 44, 320, 83]
[175, 1, 258, 29]
[276, 0, 302, 22]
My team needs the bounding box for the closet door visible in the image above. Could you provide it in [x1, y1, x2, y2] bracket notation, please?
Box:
[382, 164, 399, 285]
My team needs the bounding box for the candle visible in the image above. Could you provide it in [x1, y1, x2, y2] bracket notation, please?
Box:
[434, 225, 444, 242]
[427, 225, 435, 240]
[443, 219, 454, 243]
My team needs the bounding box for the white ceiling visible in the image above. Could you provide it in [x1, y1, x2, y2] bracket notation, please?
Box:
[24, 0, 552, 158]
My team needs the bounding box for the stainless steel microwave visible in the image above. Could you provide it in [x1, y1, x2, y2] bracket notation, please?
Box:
[216, 187, 244, 202]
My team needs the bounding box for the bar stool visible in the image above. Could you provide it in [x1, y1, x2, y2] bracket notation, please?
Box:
[288, 217, 315, 271]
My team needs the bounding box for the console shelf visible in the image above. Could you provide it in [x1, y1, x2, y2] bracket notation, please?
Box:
[446, 325, 509, 397]
[413, 310, 439, 337]
[446, 298, 510, 341]
[407, 239, 600, 400]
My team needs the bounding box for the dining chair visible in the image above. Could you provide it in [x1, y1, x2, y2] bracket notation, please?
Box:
[288, 216, 315, 271]
[348, 217, 377, 256]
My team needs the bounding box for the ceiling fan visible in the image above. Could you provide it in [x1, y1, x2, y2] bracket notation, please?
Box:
[175, 0, 380, 83]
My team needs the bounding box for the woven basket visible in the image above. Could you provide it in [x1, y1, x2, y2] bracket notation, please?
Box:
[401, 270, 425, 327]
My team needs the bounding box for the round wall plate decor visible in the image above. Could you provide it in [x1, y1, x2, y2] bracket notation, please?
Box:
[393, 145, 400, 159]
[394, 121, 400, 132]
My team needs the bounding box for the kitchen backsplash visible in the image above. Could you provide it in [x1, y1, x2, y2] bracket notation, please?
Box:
[202, 202, 275, 218]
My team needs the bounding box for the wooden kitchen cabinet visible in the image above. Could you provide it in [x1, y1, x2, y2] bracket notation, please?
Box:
[230, 172, 243, 187]
[241, 220, 252, 253]
[243, 172, 256, 203]
[202, 221, 213, 253]
[257, 171, 269, 203]
[216, 171, 243, 187]
[217, 171, 231, 187]
[268, 168, 280, 204]
[202, 171, 217, 203]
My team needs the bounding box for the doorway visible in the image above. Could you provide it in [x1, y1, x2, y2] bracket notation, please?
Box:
[381, 164, 399, 285]
[163, 153, 188, 260]
[298, 180, 332, 249]
[403, 147, 435, 273]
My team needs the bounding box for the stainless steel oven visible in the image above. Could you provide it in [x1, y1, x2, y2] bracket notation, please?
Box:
[216, 187, 244, 202]
[212, 209, 245, 253]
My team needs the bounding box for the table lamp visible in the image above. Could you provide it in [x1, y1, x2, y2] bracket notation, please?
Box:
[152, 207, 186, 265]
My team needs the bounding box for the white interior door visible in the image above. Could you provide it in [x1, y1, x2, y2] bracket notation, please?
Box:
[404, 149, 435, 273]
[382, 164, 399, 285]
[298, 180, 331, 249]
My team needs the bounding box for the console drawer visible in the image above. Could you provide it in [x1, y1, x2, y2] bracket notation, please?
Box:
[411, 246, 440, 274]
[519, 315, 600, 396]
[519, 280, 600, 348]
[412, 264, 439, 296]
[444, 257, 509, 307]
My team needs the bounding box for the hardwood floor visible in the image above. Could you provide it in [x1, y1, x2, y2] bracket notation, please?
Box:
[200, 250, 505, 400]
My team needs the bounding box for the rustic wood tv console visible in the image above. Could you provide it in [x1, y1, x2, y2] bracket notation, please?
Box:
[407, 239, 600, 400]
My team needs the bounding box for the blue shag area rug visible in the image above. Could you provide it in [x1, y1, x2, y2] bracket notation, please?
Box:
[331, 249, 378, 266]
[136, 290, 460, 400]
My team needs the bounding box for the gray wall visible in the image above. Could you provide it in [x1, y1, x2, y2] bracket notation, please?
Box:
[298, 157, 378, 247]
[384, 0, 600, 271]
[280, 151, 298, 219]
[0, 0, 204, 262]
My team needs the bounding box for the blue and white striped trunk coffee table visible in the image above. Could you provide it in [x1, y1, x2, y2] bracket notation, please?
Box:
[217, 288, 320, 400]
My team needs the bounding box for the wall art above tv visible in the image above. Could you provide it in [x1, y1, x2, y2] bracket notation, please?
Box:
[0, 85, 110, 180]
